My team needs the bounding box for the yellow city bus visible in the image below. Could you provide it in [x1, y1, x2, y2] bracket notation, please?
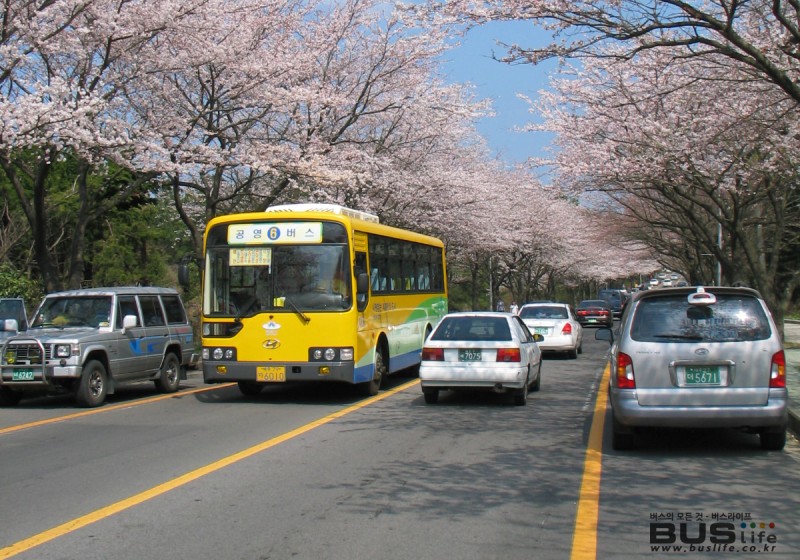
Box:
[198, 204, 448, 396]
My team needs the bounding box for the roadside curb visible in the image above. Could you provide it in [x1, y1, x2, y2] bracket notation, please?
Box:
[784, 320, 800, 440]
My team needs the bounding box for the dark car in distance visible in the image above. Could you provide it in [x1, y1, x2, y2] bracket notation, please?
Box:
[575, 299, 614, 328]
[597, 289, 627, 318]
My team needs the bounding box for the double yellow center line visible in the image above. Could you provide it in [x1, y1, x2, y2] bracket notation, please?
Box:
[1, 369, 611, 559]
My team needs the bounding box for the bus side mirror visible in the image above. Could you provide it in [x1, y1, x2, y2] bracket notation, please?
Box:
[178, 264, 190, 289]
[357, 272, 369, 294]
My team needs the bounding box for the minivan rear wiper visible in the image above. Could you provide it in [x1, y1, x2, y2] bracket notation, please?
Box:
[652, 333, 704, 341]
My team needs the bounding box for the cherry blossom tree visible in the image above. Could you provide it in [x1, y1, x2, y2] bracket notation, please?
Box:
[529, 47, 800, 320]
[0, 0, 238, 290]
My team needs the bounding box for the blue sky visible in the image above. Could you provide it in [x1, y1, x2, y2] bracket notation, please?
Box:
[440, 20, 557, 166]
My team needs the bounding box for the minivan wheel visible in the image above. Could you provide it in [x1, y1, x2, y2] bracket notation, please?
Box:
[760, 428, 786, 451]
[75, 360, 108, 408]
[155, 353, 181, 393]
[611, 414, 635, 450]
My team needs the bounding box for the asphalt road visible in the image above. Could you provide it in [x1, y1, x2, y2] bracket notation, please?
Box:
[1, 331, 799, 559]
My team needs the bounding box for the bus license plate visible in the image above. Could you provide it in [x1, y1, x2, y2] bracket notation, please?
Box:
[256, 366, 286, 382]
[458, 349, 482, 362]
[685, 366, 720, 385]
[12, 370, 35, 381]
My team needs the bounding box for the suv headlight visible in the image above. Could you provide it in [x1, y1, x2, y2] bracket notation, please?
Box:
[54, 344, 77, 358]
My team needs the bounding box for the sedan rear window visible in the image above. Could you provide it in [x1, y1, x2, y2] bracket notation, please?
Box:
[631, 295, 771, 343]
[431, 316, 512, 341]
[519, 306, 568, 319]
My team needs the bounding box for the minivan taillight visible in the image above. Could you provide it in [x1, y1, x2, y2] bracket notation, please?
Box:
[496, 348, 521, 362]
[770, 350, 786, 388]
[561, 323, 572, 335]
[616, 352, 635, 389]
[422, 347, 444, 361]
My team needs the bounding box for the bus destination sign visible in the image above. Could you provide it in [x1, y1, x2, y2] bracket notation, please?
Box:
[228, 222, 323, 245]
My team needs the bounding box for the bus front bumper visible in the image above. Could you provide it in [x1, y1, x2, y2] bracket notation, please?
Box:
[203, 361, 356, 384]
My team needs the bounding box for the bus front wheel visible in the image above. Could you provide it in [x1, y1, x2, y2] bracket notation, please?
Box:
[238, 381, 264, 396]
[361, 347, 387, 396]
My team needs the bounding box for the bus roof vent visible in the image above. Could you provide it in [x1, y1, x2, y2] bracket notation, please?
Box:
[265, 203, 380, 224]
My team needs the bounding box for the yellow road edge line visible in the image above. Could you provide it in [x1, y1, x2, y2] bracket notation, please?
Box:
[0, 384, 235, 436]
[570, 363, 610, 560]
[0, 379, 419, 559]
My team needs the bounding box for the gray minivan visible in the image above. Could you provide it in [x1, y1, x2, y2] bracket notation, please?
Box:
[597, 286, 787, 450]
[0, 287, 194, 407]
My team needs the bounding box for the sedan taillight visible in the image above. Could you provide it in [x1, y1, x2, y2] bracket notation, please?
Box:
[561, 323, 572, 335]
[770, 350, 786, 388]
[615, 352, 635, 389]
[496, 348, 521, 362]
[422, 347, 444, 361]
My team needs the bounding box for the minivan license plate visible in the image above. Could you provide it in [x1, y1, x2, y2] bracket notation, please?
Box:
[458, 349, 482, 362]
[685, 366, 720, 385]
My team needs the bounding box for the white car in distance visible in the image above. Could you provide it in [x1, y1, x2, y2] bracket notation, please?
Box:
[518, 302, 583, 359]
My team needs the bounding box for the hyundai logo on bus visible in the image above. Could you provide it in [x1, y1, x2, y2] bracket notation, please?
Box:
[263, 339, 281, 350]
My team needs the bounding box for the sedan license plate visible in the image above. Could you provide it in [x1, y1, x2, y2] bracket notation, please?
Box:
[11, 369, 35, 381]
[588, 319, 597, 323]
[256, 366, 286, 382]
[534, 327, 549, 335]
[685, 366, 720, 385]
[458, 349, 482, 362]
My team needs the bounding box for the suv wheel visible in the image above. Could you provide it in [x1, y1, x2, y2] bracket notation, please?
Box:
[0, 387, 22, 406]
[75, 360, 108, 408]
[155, 353, 181, 393]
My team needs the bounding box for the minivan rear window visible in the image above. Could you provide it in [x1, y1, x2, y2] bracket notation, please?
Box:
[631, 295, 771, 343]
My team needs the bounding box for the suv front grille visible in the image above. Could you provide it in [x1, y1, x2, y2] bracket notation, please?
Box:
[3, 342, 51, 365]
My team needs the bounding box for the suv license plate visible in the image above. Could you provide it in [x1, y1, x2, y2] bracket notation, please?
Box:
[685, 366, 720, 385]
[458, 349, 482, 362]
[11, 370, 35, 381]
[256, 366, 286, 382]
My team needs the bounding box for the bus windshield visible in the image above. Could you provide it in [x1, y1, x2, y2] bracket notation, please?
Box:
[204, 244, 351, 317]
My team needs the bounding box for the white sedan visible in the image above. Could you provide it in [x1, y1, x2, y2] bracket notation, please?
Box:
[419, 312, 542, 405]
[518, 302, 583, 358]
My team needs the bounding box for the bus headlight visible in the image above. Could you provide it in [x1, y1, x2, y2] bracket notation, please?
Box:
[205, 347, 236, 361]
[308, 347, 353, 362]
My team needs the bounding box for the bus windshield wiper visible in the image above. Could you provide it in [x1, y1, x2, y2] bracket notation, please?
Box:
[284, 296, 310, 324]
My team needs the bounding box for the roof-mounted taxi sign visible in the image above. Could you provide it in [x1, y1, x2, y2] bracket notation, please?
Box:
[688, 286, 717, 306]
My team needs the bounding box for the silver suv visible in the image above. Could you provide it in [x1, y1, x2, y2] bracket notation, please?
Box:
[0, 287, 194, 407]
[597, 286, 787, 451]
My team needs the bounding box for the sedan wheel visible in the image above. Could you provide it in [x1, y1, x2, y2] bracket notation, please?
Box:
[422, 388, 439, 404]
[513, 367, 530, 406]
